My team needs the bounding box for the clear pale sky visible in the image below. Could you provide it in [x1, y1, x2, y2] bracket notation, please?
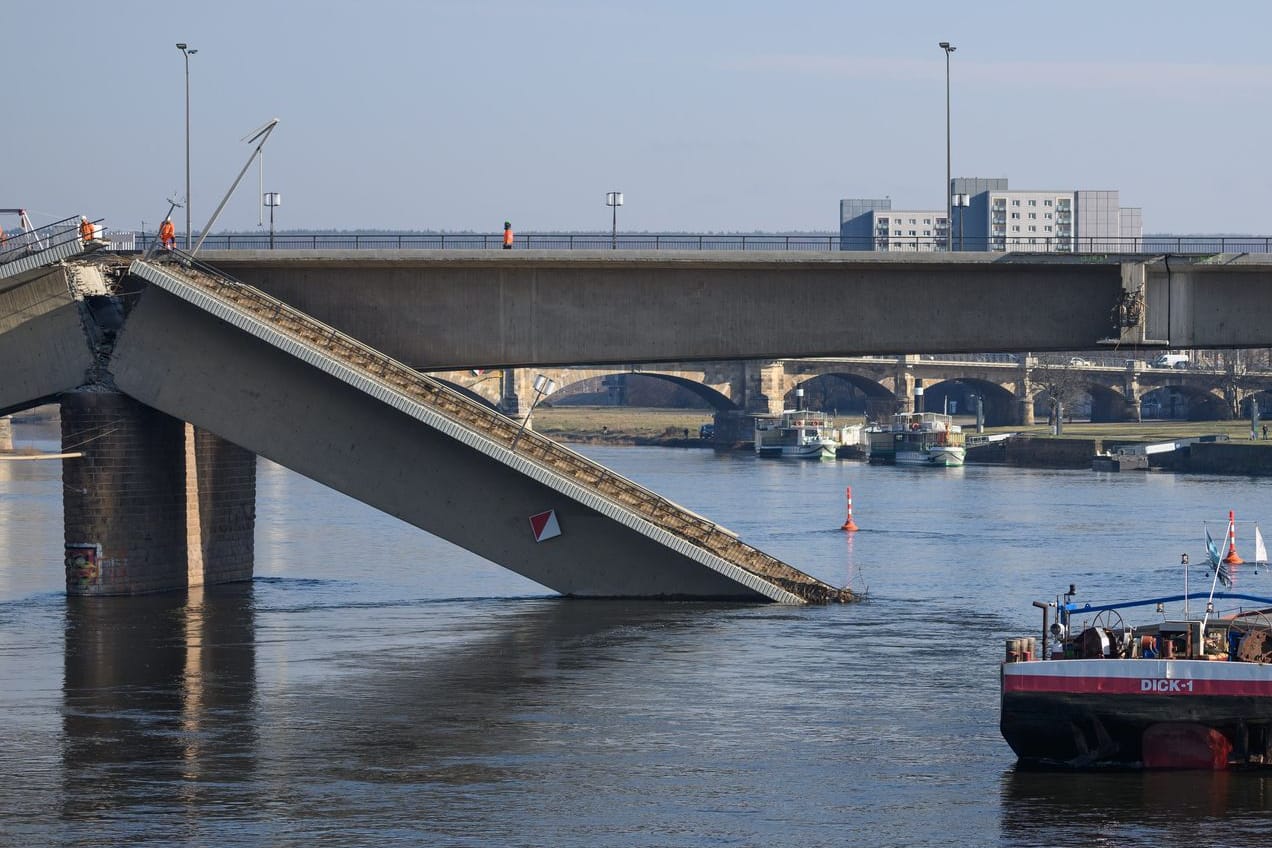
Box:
[5, 0, 1271, 235]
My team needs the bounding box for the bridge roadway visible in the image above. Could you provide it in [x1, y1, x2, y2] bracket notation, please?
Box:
[198, 250, 1272, 370]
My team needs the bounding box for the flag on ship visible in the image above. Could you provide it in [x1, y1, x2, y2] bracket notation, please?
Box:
[1206, 526, 1233, 586]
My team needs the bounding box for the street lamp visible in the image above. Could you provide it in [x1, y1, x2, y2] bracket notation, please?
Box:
[176, 42, 198, 250]
[511, 374, 557, 449]
[606, 191, 623, 249]
[939, 41, 956, 252]
[952, 192, 969, 251]
[264, 192, 281, 249]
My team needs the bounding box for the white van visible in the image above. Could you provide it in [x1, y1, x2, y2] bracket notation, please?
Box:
[1151, 353, 1189, 369]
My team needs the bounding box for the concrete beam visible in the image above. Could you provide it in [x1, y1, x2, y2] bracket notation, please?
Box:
[199, 251, 1130, 368]
[1143, 256, 1272, 348]
[108, 284, 797, 601]
[0, 268, 95, 415]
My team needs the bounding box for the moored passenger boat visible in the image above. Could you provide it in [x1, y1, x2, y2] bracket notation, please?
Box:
[867, 411, 965, 467]
[753, 388, 859, 459]
[867, 379, 965, 467]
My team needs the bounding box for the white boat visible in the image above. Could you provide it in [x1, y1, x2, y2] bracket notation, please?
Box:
[753, 407, 843, 459]
[867, 379, 965, 467]
[868, 411, 966, 466]
[754, 388, 865, 459]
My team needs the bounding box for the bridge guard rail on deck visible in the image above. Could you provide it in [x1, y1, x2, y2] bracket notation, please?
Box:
[127, 255, 852, 604]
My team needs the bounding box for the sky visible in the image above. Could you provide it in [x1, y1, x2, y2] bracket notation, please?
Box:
[5, 0, 1272, 236]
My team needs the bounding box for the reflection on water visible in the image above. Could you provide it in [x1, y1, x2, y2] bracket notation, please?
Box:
[1001, 767, 1272, 845]
[61, 585, 256, 828]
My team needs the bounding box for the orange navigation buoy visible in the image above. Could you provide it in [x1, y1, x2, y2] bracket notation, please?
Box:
[840, 486, 859, 532]
[1224, 509, 1244, 564]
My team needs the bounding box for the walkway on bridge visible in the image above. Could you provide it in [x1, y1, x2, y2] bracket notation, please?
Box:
[121, 255, 852, 604]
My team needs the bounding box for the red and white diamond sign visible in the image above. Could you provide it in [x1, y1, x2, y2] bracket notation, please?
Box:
[529, 509, 561, 542]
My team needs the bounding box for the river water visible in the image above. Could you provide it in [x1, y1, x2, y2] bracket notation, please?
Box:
[4, 418, 1272, 846]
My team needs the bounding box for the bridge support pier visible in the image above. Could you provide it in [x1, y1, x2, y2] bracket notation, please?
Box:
[0, 416, 10, 452]
[61, 391, 255, 596]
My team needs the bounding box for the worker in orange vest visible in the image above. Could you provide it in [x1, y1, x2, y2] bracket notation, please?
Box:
[79, 216, 94, 243]
[159, 217, 176, 250]
[503, 221, 514, 249]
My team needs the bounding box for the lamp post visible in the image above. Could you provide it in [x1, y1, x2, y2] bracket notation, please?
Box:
[511, 374, 557, 449]
[264, 192, 281, 249]
[176, 42, 198, 250]
[939, 41, 956, 252]
[606, 191, 623, 249]
[952, 192, 969, 251]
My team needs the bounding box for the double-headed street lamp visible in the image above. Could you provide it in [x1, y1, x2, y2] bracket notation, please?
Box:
[176, 42, 198, 250]
[939, 41, 956, 252]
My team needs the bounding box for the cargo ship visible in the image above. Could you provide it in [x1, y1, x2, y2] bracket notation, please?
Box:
[1002, 522, 1272, 769]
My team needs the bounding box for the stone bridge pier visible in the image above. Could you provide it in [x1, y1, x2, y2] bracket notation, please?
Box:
[61, 391, 256, 596]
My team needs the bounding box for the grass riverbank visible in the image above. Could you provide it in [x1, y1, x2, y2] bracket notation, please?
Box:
[533, 405, 716, 445]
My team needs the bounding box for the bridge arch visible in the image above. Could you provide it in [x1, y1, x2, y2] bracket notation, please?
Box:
[785, 373, 895, 420]
[919, 378, 1017, 427]
[1140, 384, 1229, 421]
[549, 371, 739, 412]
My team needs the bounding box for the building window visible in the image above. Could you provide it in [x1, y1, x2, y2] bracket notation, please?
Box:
[1012, 225, 1020, 232]
[893, 230, 901, 236]
[1028, 212, 1037, 219]
[1011, 200, 1021, 206]
[1045, 225, 1053, 232]
[1028, 226, 1037, 232]
[923, 230, 931, 236]
[909, 230, 917, 236]
[1044, 199, 1053, 206]
[923, 218, 931, 225]
[1010, 212, 1020, 219]
[1044, 212, 1052, 219]
[1028, 199, 1037, 206]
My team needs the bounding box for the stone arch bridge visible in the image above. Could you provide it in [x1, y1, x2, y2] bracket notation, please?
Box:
[431, 357, 1272, 442]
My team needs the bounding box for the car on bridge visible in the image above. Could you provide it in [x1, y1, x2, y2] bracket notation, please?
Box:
[1151, 353, 1190, 369]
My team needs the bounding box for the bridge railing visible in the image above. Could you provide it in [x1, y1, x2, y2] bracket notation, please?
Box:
[0, 215, 92, 264]
[123, 232, 1272, 254]
[135, 252, 850, 603]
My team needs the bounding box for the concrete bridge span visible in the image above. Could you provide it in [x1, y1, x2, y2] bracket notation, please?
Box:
[55, 255, 850, 603]
[197, 251, 1272, 371]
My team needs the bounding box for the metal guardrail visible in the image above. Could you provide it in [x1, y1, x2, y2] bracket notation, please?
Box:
[138, 252, 850, 602]
[0, 216, 92, 264]
[124, 232, 1272, 254]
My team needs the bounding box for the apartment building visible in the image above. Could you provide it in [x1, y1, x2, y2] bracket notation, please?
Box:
[840, 177, 1142, 253]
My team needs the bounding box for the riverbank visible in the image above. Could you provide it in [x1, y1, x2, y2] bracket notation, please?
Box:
[536, 406, 1272, 447]
[533, 406, 1272, 475]
[533, 405, 716, 447]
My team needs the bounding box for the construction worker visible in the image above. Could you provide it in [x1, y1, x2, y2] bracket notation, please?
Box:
[79, 216, 94, 243]
[159, 217, 176, 250]
[503, 221, 514, 250]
